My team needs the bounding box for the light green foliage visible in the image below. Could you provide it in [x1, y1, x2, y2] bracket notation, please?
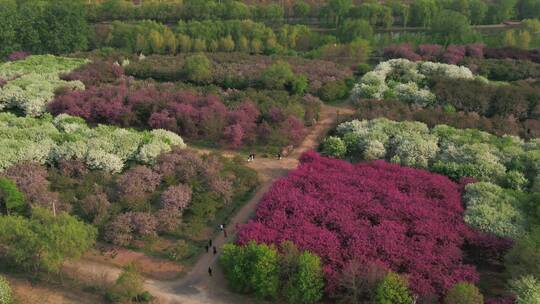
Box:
[0, 275, 12, 304]
[352, 59, 473, 106]
[510, 275, 540, 304]
[505, 227, 540, 280]
[182, 53, 212, 83]
[375, 272, 414, 304]
[0, 207, 97, 273]
[322, 136, 347, 157]
[220, 242, 280, 299]
[444, 282, 484, 304]
[285, 251, 324, 304]
[410, 0, 440, 27]
[0, 113, 185, 173]
[463, 182, 525, 238]
[106, 263, 145, 303]
[0, 55, 87, 116]
[0, 177, 25, 215]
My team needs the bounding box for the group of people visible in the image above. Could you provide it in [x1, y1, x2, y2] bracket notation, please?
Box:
[207, 223, 232, 277]
[247, 153, 283, 162]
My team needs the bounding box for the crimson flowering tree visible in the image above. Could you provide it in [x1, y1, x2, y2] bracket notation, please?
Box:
[237, 152, 480, 298]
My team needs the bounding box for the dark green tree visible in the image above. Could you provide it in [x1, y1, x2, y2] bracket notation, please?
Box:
[0, 0, 20, 58]
[0, 177, 25, 215]
[338, 19, 374, 43]
[182, 53, 212, 83]
[430, 10, 473, 45]
[410, 0, 440, 27]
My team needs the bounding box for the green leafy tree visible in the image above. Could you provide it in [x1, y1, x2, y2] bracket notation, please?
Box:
[0, 0, 19, 58]
[293, 1, 310, 19]
[410, 0, 439, 27]
[444, 282, 484, 304]
[0, 177, 25, 215]
[430, 10, 473, 45]
[486, 0, 518, 23]
[0, 275, 12, 304]
[0, 207, 97, 274]
[338, 19, 374, 43]
[516, 30, 531, 49]
[260, 61, 294, 90]
[505, 227, 540, 280]
[322, 136, 347, 157]
[40, 0, 89, 54]
[219, 36, 235, 52]
[220, 242, 279, 299]
[177, 34, 192, 53]
[375, 272, 414, 304]
[517, 0, 540, 19]
[285, 252, 324, 304]
[320, 0, 353, 26]
[469, 0, 488, 24]
[182, 54, 212, 83]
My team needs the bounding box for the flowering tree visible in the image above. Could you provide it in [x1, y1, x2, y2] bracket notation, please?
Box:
[238, 152, 479, 297]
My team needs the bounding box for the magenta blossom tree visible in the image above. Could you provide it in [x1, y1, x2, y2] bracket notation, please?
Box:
[237, 152, 480, 298]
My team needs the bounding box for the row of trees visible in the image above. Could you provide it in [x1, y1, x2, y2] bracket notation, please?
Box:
[0, 0, 89, 57]
[84, 0, 540, 29]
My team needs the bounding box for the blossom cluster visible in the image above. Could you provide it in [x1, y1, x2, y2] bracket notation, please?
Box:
[351, 59, 475, 106]
[0, 55, 88, 116]
[325, 118, 540, 189]
[0, 113, 185, 173]
[238, 152, 479, 297]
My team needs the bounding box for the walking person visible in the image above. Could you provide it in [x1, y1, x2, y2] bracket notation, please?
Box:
[205, 244, 209, 253]
[224, 229, 228, 238]
[277, 152, 282, 160]
[209, 239, 212, 247]
[213, 246, 217, 255]
[219, 224, 224, 231]
[208, 267, 212, 277]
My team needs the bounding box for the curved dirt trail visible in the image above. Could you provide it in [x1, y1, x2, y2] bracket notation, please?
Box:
[74, 104, 355, 304]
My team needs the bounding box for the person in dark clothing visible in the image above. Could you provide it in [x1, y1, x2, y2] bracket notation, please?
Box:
[213, 246, 217, 255]
[208, 267, 212, 276]
[205, 245, 209, 253]
[209, 239, 212, 247]
[224, 229, 228, 238]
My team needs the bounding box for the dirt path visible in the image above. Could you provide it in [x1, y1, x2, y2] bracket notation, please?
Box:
[72, 104, 355, 304]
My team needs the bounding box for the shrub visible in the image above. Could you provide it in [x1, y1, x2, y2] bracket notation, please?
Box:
[375, 272, 414, 304]
[505, 227, 540, 280]
[182, 54, 212, 84]
[0, 276, 12, 304]
[510, 276, 540, 304]
[444, 283, 484, 304]
[106, 264, 145, 303]
[321, 136, 347, 157]
[220, 242, 280, 299]
[238, 152, 479, 296]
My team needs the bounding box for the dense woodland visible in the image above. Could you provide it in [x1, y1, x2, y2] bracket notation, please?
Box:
[0, 0, 539, 303]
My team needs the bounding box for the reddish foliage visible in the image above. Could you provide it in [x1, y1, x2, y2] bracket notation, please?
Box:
[465, 43, 485, 58]
[160, 184, 192, 211]
[61, 60, 124, 87]
[238, 152, 479, 297]
[49, 83, 305, 148]
[383, 43, 422, 61]
[442, 45, 466, 65]
[7, 51, 31, 61]
[417, 44, 443, 61]
[2, 162, 65, 212]
[116, 166, 162, 202]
